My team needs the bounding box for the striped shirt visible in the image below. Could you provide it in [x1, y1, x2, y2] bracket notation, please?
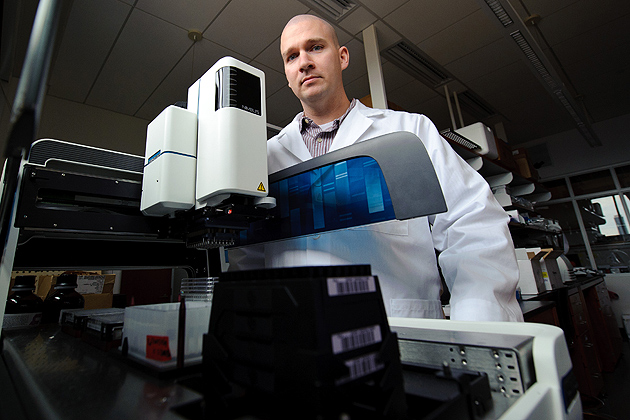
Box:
[300, 99, 357, 157]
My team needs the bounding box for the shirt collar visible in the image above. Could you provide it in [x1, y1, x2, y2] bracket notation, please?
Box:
[300, 98, 357, 133]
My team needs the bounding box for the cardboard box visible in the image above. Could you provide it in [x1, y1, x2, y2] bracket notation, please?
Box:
[539, 249, 565, 289]
[514, 156, 539, 181]
[33, 272, 116, 300]
[512, 147, 539, 180]
[515, 248, 546, 295]
[493, 137, 518, 172]
[83, 293, 114, 310]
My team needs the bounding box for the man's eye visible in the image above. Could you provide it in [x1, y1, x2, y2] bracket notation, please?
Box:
[312, 45, 323, 51]
[287, 54, 297, 62]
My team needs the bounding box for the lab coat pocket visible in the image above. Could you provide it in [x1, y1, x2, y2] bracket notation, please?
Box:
[390, 299, 444, 319]
[349, 220, 409, 236]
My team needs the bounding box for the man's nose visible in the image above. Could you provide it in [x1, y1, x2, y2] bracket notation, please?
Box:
[298, 53, 314, 71]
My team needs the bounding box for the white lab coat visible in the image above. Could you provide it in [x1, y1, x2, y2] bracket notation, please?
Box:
[230, 101, 523, 322]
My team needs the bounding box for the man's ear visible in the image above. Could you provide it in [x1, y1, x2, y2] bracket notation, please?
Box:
[339, 46, 349, 70]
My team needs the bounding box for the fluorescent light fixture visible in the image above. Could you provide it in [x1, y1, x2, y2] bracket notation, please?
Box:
[457, 90, 497, 119]
[299, 0, 357, 20]
[484, 0, 514, 27]
[510, 31, 558, 91]
[383, 41, 451, 88]
[477, 0, 601, 147]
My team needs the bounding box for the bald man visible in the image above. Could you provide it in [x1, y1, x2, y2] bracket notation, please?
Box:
[235, 15, 523, 322]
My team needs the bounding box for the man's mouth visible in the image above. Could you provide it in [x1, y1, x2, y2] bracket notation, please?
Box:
[301, 76, 319, 85]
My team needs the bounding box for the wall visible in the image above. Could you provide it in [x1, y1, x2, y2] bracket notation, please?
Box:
[1, 77, 150, 161]
[521, 112, 630, 181]
[37, 95, 149, 156]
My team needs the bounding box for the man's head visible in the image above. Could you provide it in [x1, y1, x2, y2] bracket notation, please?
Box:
[280, 15, 349, 117]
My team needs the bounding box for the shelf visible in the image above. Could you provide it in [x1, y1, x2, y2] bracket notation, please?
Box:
[444, 136, 551, 206]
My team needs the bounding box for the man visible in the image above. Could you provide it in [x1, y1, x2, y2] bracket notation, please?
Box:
[236, 14, 523, 321]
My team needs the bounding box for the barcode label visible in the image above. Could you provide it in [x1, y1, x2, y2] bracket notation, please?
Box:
[336, 352, 383, 385]
[331, 325, 382, 354]
[87, 319, 101, 331]
[327, 276, 376, 297]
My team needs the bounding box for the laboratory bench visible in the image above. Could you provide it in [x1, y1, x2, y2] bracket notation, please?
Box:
[523, 274, 623, 398]
[1, 318, 573, 420]
[1, 325, 203, 420]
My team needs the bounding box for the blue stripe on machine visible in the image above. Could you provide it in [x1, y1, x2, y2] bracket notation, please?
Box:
[145, 150, 196, 167]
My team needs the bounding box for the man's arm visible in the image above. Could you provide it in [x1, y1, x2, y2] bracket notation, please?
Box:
[418, 117, 523, 321]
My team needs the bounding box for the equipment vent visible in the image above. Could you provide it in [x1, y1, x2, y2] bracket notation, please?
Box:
[28, 139, 144, 173]
[440, 129, 481, 151]
[382, 41, 451, 87]
[300, 0, 357, 20]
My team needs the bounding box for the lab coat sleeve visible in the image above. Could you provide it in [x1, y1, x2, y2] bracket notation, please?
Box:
[418, 117, 523, 322]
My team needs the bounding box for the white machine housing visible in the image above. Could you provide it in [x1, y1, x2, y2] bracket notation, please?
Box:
[455, 122, 499, 160]
[141, 105, 198, 217]
[189, 57, 268, 208]
[389, 318, 582, 420]
[140, 56, 269, 216]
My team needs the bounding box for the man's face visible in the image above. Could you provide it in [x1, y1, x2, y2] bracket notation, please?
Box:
[280, 18, 348, 106]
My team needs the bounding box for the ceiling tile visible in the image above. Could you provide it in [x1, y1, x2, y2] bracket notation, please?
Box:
[552, 15, 630, 67]
[417, 9, 502, 66]
[445, 38, 521, 83]
[382, 61, 416, 92]
[266, 86, 302, 126]
[408, 95, 452, 131]
[203, 0, 308, 59]
[343, 39, 367, 85]
[519, 0, 580, 19]
[371, 21, 402, 50]
[384, 0, 479, 45]
[135, 0, 231, 31]
[136, 39, 250, 120]
[387, 79, 437, 111]
[344, 74, 370, 102]
[48, 0, 131, 102]
[358, 0, 409, 18]
[86, 9, 191, 115]
[253, 62, 288, 97]
[536, 0, 630, 47]
[356, 21, 402, 50]
[253, 38, 283, 73]
[337, 7, 377, 37]
[570, 64, 630, 122]
[466, 61, 545, 110]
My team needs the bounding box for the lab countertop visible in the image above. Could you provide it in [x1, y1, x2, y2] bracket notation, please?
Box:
[1, 325, 202, 420]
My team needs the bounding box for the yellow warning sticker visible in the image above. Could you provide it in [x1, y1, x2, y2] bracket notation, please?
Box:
[257, 182, 266, 192]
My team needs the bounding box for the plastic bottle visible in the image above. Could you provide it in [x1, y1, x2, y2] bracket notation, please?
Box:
[3, 275, 45, 329]
[43, 274, 85, 324]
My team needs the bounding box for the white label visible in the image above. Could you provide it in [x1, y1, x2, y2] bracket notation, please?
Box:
[331, 325, 382, 355]
[327, 276, 376, 297]
[76, 275, 106, 294]
[2, 313, 42, 329]
[87, 319, 101, 331]
[335, 352, 383, 385]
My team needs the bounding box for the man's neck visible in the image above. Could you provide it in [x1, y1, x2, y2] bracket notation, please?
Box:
[302, 96, 351, 126]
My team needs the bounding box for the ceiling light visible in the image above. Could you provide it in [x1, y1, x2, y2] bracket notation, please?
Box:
[477, 0, 601, 147]
[484, 0, 514, 27]
[457, 90, 497, 119]
[299, 0, 357, 21]
[382, 41, 451, 88]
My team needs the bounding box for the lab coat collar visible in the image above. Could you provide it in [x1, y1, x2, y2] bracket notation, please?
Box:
[327, 101, 374, 152]
[276, 114, 312, 162]
[275, 100, 380, 160]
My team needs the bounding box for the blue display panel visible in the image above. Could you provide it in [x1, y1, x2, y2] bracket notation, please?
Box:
[239, 157, 396, 245]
